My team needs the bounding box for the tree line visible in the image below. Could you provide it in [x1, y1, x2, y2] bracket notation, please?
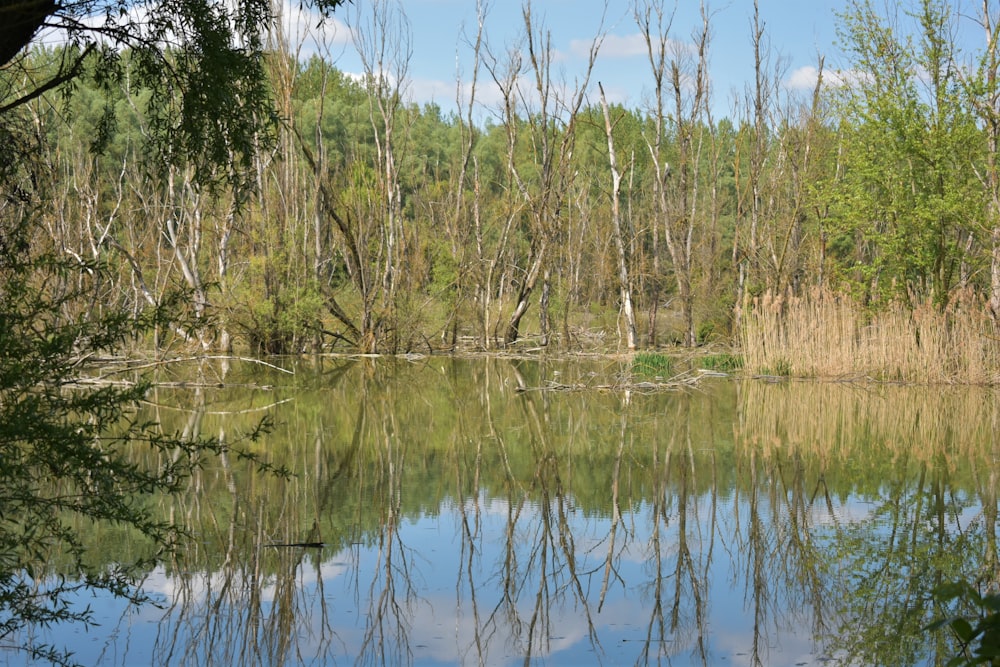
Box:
[9, 0, 1000, 355]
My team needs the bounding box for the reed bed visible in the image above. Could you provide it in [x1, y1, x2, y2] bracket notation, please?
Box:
[741, 288, 1000, 384]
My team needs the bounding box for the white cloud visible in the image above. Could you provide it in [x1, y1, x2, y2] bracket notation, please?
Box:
[274, 0, 354, 58]
[785, 64, 857, 91]
[786, 65, 821, 91]
[589, 33, 649, 59]
[410, 76, 461, 107]
[138, 557, 351, 607]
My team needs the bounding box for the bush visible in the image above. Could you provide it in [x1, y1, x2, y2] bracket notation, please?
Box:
[0, 236, 282, 664]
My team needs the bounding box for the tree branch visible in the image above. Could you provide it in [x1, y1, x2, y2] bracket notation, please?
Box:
[0, 43, 95, 114]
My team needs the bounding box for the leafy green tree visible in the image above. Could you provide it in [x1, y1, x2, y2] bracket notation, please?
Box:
[833, 0, 981, 307]
[3, 0, 344, 180]
[0, 0, 348, 663]
[0, 228, 273, 664]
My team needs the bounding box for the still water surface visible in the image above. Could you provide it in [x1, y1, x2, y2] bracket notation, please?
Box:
[18, 357, 1000, 666]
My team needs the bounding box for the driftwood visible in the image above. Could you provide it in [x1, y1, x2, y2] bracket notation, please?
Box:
[513, 369, 725, 393]
[68, 354, 293, 388]
[139, 397, 294, 416]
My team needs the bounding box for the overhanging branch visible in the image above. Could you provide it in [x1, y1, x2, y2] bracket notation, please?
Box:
[0, 43, 95, 114]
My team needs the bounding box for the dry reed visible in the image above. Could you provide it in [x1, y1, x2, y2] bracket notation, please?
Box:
[741, 288, 1000, 384]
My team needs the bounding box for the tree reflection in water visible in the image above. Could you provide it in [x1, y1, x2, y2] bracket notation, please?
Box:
[21, 357, 1000, 666]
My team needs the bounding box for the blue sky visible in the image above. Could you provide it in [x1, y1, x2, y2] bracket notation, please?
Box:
[284, 0, 983, 120]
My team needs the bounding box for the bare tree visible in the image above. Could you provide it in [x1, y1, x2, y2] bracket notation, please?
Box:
[483, 1, 604, 346]
[769, 59, 827, 296]
[637, 0, 711, 347]
[730, 0, 784, 326]
[352, 0, 411, 301]
[293, 0, 415, 353]
[442, 0, 488, 348]
[351, 0, 413, 350]
[598, 82, 638, 350]
[474, 22, 525, 348]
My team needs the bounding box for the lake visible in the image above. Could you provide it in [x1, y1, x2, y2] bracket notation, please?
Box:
[11, 356, 1000, 666]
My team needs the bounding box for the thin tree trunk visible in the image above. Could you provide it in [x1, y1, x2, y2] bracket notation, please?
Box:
[505, 239, 548, 345]
[539, 268, 551, 346]
[599, 82, 638, 350]
[985, 2, 1000, 319]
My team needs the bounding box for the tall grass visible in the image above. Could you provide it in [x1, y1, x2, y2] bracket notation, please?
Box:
[631, 352, 674, 378]
[741, 288, 1000, 383]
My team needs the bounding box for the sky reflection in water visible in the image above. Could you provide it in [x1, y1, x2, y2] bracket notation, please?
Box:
[64, 493, 846, 666]
[12, 359, 998, 666]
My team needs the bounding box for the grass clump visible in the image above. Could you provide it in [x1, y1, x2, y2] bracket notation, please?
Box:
[632, 352, 675, 378]
[759, 358, 792, 377]
[699, 353, 743, 373]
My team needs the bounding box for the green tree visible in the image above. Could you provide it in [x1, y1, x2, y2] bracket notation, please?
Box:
[833, 0, 981, 307]
[0, 0, 348, 663]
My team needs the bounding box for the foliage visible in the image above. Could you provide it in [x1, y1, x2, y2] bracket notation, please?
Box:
[0, 221, 283, 664]
[2, 0, 349, 186]
[929, 581, 1000, 666]
[8, 19, 1000, 666]
[831, 0, 982, 307]
[4, 0, 1000, 358]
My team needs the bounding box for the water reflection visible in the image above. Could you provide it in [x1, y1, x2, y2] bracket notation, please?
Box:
[15, 359, 1000, 666]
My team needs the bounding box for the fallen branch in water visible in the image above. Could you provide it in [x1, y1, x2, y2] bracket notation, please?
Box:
[109, 355, 293, 375]
[139, 397, 294, 415]
[67, 354, 294, 387]
[514, 369, 721, 393]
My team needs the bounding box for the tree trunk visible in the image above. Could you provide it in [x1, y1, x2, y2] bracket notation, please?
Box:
[539, 269, 551, 346]
[505, 237, 548, 345]
[599, 82, 638, 350]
